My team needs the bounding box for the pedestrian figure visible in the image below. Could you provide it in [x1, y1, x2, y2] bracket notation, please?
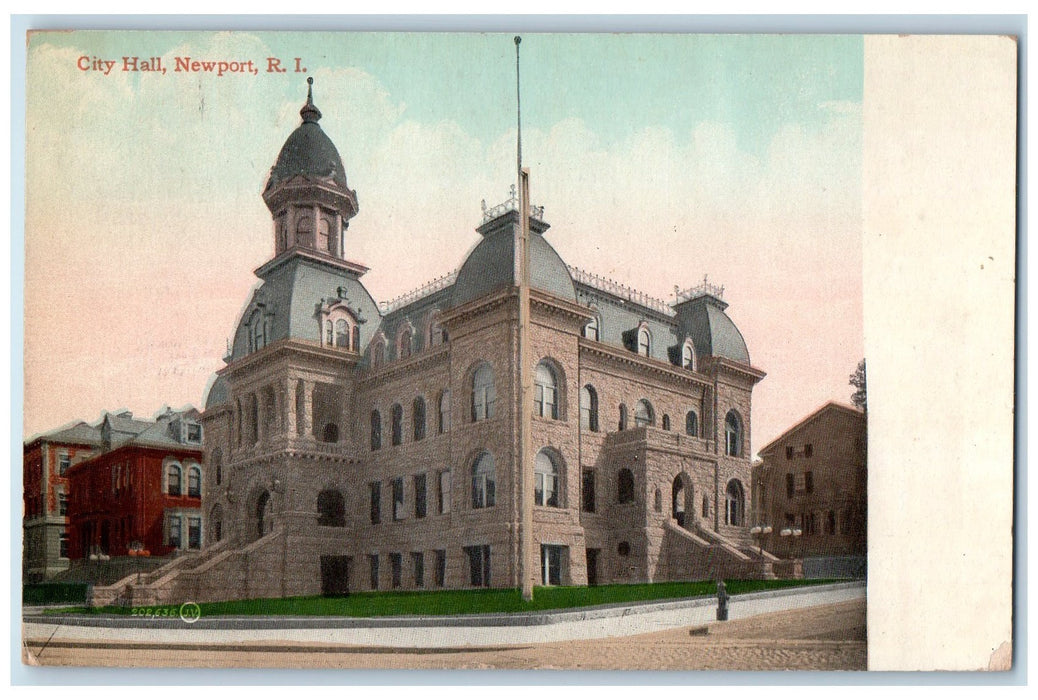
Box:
[716, 580, 729, 621]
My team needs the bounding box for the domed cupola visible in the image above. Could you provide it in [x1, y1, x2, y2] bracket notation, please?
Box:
[262, 78, 359, 261]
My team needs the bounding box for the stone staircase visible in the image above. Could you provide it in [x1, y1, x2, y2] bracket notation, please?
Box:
[662, 520, 777, 580]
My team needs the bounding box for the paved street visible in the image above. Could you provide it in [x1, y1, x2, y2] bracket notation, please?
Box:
[24, 598, 866, 671]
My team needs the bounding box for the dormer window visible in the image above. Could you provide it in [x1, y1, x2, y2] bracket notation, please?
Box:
[638, 327, 651, 356]
[682, 340, 695, 370]
[397, 323, 414, 359]
[583, 311, 600, 341]
[335, 320, 349, 348]
[185, 421, 203, 444]
[319, 299, 358, 351]
[248, 309, 270, 353]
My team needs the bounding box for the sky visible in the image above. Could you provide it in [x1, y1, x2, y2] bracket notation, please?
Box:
[22, 31, 864, 454]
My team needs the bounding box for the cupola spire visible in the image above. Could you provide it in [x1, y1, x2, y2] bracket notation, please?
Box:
[300, 76, 322, 124]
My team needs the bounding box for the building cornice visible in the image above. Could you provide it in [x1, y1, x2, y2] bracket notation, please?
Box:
[356, 345, 450, 389]
[578, 337, 713, 389]
[254, 247, 370, 279]
[219, 337, 360, 381]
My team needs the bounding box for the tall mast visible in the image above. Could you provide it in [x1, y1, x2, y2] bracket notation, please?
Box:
[515, 35, 535, 602]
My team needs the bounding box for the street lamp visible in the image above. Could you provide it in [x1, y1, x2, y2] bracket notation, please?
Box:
[128, 539, 150, 583]
[780, 527, 803, 578]
[749, 525, 772, 579]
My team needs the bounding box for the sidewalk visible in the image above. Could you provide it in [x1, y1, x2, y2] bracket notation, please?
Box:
[24, 581, 864, 650]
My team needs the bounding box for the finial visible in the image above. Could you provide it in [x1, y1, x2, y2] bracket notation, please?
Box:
[300, 76, 322, 124]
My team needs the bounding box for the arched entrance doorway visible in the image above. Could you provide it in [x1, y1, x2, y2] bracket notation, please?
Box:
[672, 474, 694, 528]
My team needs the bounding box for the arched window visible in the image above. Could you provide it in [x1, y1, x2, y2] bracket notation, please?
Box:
[725, 479, 745, 526]
[438, 389, 451, 434]
[725, 410, 743, 457]
[583, 313, 599, 341]
[397, 325, 413, 359]
[534, 361, 558, 419]
[370, 338, 385, 368]
[235, 399, 243, 447]
[672, 475, 689, 526]
[662, 414, 671, 431]
[427, 311, 445, 348]
[249, 393, 259, 444]
[702, 494, 710, 518]
[370, 410, 382, 451]
[634, 399, 654, 427]
[638, 327, 651, 356]
[317, 215, 332, 253]
[617, 468, 635, 504]
[472, 363, 496, 421]
[322, 423, 339, 443]
[618, 403, 628, 431]
[249, 310, 267, 353]
[296, 214, 314, 248]
[580, 385, 599, 432]
[187, 465, 201, 498]
[471, 452, 496, 508]
[654, 488, 663, 512]
[324, 320, 334, 346]
[391, 404, 403, 446]
[413, 397, 426, 441]
[167, 463, 182, 496]
[682, 340, 696, 370]
[535, 450, 560, 507]
[335, 319, 348, 348]
[317, 489, 346, 527]
[686, 410, 699, 437]
[212, 448, 222, 486]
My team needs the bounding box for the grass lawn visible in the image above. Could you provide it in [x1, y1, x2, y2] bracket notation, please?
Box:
[51, 578, 841, 618]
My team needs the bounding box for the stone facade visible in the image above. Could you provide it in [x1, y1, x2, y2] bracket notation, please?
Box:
[752, 402, 867, 560]
[98, 82, 771, 605]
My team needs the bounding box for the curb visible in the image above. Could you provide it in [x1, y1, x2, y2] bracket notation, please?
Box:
[24, 580, 865, 631]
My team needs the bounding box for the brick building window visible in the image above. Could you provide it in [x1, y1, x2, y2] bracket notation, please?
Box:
[187, 466, 202, 498]
[581, 470, 596, 513]
[662, 414, 671, 431]
[318, 489, 347, 527]
[826, 510, 836, 534]
[702, 494, 710, 518]
[188, 517, 202, 549]
[167, 464, 182, 496]
[618, 404, 628, 431]
[617, 468, 635, 504]
[391, 404, 403, 446]
[472, 363, 496, 421]
[59, 531, 69, 559]
[413, 397, 426, 441]
[168, 515, 182, 548]
[541, 544, 564, 586]
[580, 385, 599, 432]
[786, 472, 795, 498]
[58, 452, 71, 476]
[414, 474, 427, 519]
[634, 399, 654, 427]
[534, 361, 559, 419]
[725, 479, 745, 526]
[434, 549, 447, 587]
[471, 452, 496, 509]
[369, 482, 381, 524]
[370, 410, 382, 451]
[390, 553, 402, 588]
[805, 471, 814, 494]
[804, 443, 814, 458]
[534, 450, 560, 507]
[464, 545, 491, 587]
[369, 554, 380, 590]
[686, 411, 698, 437]
[213, 448, 222, 486]
[392, 477, 405, 521]
[786, 446, 794, 460]
[59, 492, 68, 516]
[724, 410, 744, 457]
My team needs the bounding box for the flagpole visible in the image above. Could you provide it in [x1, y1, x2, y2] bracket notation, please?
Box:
[515, 35, 535, 602]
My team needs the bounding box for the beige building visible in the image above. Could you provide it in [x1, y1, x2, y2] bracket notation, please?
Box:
[95, 81, 775, 606]
[752, 402, 866, 564]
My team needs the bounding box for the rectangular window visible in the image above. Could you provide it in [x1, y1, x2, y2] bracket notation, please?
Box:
[168, 515, 182, 549]
[805, 471, 814, 494]
[59, 493, 68, 516]
[464, 545, 491, 587]
[541, 544, 564, 586]
[390, 553, 402, 588]
[414, 474, 427, 519]
[785, 446, 794, 460]
[58, 452, 71, 476]
[187, 423, 203, 444]
[438, 470, 451, 514]
[369, 482, 381, 524]
[412, 552, 424, 588]
[434, 549, 446, 587]
[392, 477, 405, 521]
[581, 470, 596, 513]
[804, 443, 813, 458]
[59, 531, 69, 558]
[786, 473, 795, 499]
[369, 554, 380, 590]
[188, 517, 202, 549]
[840, 508, 853, 535]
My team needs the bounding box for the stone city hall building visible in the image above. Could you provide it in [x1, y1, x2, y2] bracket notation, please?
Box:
[95, 82, 774, 606]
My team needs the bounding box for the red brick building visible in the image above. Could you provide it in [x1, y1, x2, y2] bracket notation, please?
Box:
[22, 422, 101, 581]
[66, 408, 204, 560]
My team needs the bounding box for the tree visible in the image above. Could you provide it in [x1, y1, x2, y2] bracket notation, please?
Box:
[849, 359, 867, 411]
